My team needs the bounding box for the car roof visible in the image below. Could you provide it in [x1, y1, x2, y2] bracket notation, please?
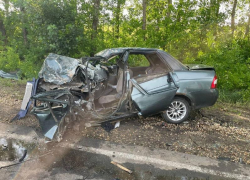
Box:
[95, 47, 158, 59]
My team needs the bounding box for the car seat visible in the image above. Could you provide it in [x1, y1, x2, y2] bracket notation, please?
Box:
[98, 69, 133, 104]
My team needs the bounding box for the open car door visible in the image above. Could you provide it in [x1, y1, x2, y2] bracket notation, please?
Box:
[131, 73, 178, 117]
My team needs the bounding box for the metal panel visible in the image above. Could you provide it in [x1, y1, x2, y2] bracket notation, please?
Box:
[174, 70, 219, 109]
[131, 74, 177, 116]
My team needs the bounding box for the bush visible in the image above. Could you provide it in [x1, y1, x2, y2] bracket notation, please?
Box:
[19, 52, 43, 79]
[0, 46, 21, 72]
[0, 46, 43, 79]
[186, 39, 250, 102]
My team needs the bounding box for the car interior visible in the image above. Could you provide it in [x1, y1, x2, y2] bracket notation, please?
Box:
[94, 52, 170, 113]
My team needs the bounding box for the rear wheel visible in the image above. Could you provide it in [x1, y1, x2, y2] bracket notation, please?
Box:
[162, 97, 190, 124]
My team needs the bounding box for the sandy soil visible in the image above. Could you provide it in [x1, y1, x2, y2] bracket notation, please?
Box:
[0, 79, 250, 164]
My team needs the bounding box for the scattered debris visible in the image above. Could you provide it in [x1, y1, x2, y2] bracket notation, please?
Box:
[0, 161, 21, 169]
[0, 70, 18, 80]
[101, 122, 115, 132]
[19, 149, 27, 162]
[239, 158, 243, 164]
[0, 149, 54, 169]
[111, 161, 132, 174]
[114, 121, 120, 129]
[0, 149, 27, 169]
[165, 143, 172, 146]
[12, 78, 38, 121]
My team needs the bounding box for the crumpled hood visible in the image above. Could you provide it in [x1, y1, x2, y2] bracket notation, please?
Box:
[38, 53, 80, 85]
[38, 53, 107, 85]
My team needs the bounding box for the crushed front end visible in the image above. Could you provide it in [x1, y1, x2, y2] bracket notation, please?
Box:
[16, 52, 136, 141]
[20, 53, 113, 140]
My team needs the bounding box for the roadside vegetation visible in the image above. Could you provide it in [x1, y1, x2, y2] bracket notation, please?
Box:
[0, 0, 249, 103]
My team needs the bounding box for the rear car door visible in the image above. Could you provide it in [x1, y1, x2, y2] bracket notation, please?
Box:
[131, 73, 178, 116]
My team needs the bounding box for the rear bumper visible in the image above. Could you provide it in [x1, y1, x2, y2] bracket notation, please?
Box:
[210, 89, 219, 106]
[192, 88, 219, 110]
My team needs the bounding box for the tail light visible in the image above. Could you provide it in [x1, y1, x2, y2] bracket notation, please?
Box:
[211, 75, 217, 89]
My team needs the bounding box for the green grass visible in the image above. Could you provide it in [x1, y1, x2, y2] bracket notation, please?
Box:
[0, 78, 28, 87]
[216, 89, 250, 109]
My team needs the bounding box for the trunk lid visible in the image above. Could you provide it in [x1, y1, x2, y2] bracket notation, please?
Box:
[186, 64, 215, 71]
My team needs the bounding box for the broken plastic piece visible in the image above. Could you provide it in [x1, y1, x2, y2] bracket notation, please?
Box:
[33, 105, 69, 140]
[21, 82, 33, 110]
[0, 70, 18, 80]
[12, 78, 38, 121]
[44, 125, 58, 140]
[114, 121, 120, 129]
[19, 149, 27, 162]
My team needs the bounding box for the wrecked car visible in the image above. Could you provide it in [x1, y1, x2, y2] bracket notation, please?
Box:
[14, 48, 219, 140]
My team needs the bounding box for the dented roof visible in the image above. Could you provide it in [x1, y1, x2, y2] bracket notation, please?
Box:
[95, 47, 158, 59]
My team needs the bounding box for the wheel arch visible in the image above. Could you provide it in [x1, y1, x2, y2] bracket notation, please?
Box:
[174, 94, 192, 107]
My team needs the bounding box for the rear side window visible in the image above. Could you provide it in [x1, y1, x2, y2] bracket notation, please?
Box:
[146, 53, 166, 67]
[159, 51, 187, 70]
[127, 54, 150, 67]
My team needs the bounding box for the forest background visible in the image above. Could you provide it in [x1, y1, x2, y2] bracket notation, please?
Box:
[0, 0, 249, 103]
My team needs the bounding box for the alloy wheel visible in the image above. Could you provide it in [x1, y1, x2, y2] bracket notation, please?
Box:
[166, 100, 187, 121]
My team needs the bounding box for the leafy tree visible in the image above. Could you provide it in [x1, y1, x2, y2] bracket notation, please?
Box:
[0, 0, 249, 102]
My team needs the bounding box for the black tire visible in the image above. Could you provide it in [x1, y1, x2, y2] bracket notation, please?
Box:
[162, 97, 190, 124]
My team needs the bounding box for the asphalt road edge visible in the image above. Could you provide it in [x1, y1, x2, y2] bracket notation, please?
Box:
[0, 122, 249, 180]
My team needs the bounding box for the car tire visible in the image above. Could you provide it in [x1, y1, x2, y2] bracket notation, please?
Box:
[162, 97, 190, 124]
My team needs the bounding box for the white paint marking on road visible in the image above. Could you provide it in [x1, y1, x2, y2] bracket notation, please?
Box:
[62, 143, 250, 180]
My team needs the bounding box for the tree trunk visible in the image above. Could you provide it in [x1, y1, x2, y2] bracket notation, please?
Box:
[20, 6, 28, 46]
[115, 0, 121, 39]
[177, 0, 183, 22]
[142, 0, 147, 40]
[0, 19, 7, 45]
[231, 0, 237, 36]
[4, 0, 9, 16]
[210, 0, 216, 16]
[23, 27, 28, 45]
[245, 10, 250, 39]
[212, 0, 221, 37]
[91, 0, 101, 56]
[142, 0, 146, 30]
[92, 0, 100, 37]
[1, 0, 9, 45]
[215, 0, 220, 17]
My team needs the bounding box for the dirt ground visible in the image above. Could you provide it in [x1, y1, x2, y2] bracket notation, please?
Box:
[1, 79, 250, 165]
